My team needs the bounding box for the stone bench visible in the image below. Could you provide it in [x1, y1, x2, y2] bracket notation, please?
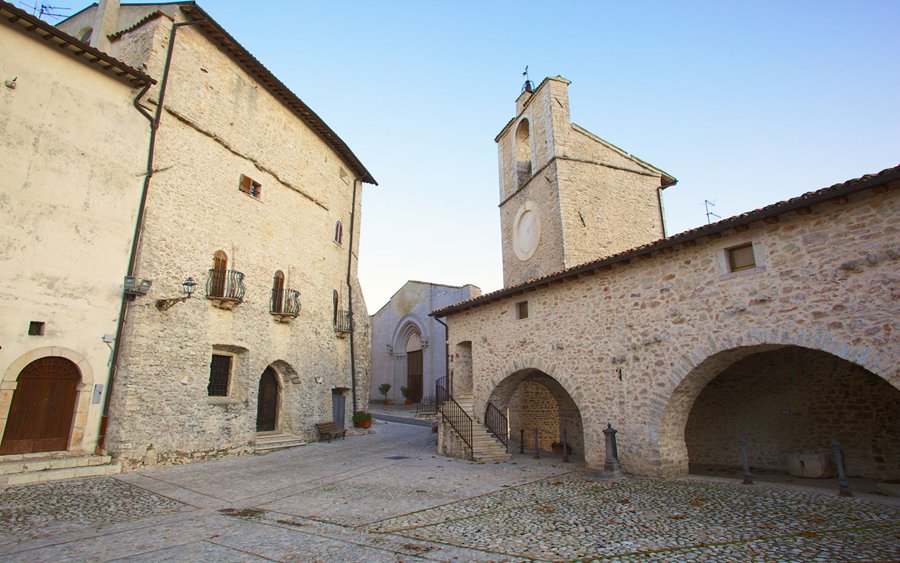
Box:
[315, 422, 346, 442]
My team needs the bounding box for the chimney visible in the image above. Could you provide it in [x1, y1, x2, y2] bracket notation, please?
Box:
[91, 0, 121, 53]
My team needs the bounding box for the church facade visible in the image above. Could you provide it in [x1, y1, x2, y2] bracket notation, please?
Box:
[434, 76, 900, 481]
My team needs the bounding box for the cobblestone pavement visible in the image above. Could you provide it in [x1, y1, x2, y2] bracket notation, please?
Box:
[1, 421, 898, 561]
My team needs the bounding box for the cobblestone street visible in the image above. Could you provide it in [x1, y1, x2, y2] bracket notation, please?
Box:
[2, 421, 898, 562]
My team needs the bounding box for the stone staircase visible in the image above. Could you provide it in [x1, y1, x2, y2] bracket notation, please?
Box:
[451, 394, 510, 463]
[254, 431, 306, 454]
[0, 452, 120, 487]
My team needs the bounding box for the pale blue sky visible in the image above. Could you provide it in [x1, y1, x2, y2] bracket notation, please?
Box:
[38, 1, 900, 310]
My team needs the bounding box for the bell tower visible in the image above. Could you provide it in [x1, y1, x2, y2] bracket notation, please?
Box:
[495, 75, 676, 288]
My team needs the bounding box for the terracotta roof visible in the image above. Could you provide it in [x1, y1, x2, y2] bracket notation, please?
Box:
[0, 0, 154, 88]
[107, 10, 170, 39]
[432, 164, 900, 318]
[174, 3, 377, 185]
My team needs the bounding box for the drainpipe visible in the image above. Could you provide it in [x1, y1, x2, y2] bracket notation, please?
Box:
[97, 17, 205, 452]
[656, 186, 668, 238]
[346, 177, 361, 414]
[434, 316, 449, 397]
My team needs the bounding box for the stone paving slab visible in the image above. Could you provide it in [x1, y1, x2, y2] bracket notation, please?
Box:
[2, 423, 898, 562]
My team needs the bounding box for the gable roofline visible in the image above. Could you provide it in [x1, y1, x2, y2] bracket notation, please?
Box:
[177, 3, 376, 185]
[494, 75, 570, 142]
[75, 1, 376, 185]
[571, 124, 677, 188]
[432, 164, 900, 318]
[370, 280, 482, 317]
[0, 0, 154, 88]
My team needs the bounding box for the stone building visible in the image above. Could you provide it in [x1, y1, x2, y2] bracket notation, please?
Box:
[52, 1, 376, 468]
[0, 1, 153, 478]
[434, 76, 899, 481]
[370, 281, 480, 404]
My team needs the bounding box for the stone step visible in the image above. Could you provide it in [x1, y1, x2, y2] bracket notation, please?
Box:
[0, 459, 120, 487]
[0, 454, 113, 476]
[254, 433, 306, 454]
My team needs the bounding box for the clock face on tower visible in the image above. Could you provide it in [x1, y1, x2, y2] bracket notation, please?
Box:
[512, 201, 541, 261]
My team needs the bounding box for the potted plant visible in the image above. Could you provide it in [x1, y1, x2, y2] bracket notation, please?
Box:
[400, 385, 412, 405]
[352, 411, 372, 429]
[378, 383, 391, 405]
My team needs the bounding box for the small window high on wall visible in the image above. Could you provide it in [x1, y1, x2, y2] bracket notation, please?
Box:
[239, 174, 262, 199]
[334, 221, 343, 245]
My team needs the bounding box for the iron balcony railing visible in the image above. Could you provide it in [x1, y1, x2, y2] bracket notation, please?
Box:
[206, 269, 245, 302]
[334, 310, 352, 333]
[435, 376, 472, 459]
[484, 402, 509, 452]
[270, 288, 300, 317]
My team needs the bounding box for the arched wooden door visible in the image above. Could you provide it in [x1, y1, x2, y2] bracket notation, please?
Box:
[0, 357, 80, 454]
[256, 367, 279, 432]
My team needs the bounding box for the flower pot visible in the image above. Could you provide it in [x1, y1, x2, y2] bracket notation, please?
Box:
[404, 400, 412, 405]
[355, 420, 371, 429]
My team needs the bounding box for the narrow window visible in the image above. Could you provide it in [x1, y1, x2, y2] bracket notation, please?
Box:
[515, 119, 532, 187]
[334, 221, 343, 245]
[208, 354, 232, 396]
[28, 321, 45, 336]
[210, 250, 227, 297]
[339, 167, 349, 185]
[516, 301, 529, 320]
[272, 270, 285, 314]
[727, 243, 756, 272]
[333, 289, 340, 325]
[239, 174, 262, 199]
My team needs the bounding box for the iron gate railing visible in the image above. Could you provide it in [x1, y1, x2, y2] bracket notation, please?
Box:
[484, 401, 509, 452]
[435, 376, 472, 459]
[206, 269, 245, 302]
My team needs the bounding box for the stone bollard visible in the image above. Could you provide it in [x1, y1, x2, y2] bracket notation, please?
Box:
[832, 441, 852, 497]
[533, 429, 540, 459]
[562, 429, 570, 463]
[739, 437, 753, 485]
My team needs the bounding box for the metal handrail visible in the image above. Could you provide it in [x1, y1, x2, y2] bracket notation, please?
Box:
[435, 376, 472, 459]
[206, 269, 245, 302]
[484, 402, 509, 452]
[270, 288, 300, 316]
[416, 395, 436, 416]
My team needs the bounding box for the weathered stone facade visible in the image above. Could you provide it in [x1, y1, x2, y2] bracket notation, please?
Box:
[370, 281, 480, 403]
[57, 3, 375, 468]
[437, 77, 900, 480]
[496, 77, 674, 287]
[0, 3, 152, 457]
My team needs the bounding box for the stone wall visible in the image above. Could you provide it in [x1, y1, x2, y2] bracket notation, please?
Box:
[0, 17, 149, 454]
[685, 347, 900, 479]
[99, 13, 371, 468]
[496, 77, 669, 287]
[446, 182, 900, 478]
[509, 382, 559, 451]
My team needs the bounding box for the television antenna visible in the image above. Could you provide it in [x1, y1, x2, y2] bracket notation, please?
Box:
[704, 199, 721, 225]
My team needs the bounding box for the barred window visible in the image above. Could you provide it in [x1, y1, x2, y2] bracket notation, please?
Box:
[208, 354, 232, 396]
[239, 174, 262, 199]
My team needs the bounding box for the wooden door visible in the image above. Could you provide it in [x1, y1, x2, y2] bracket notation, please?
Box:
[407, 350, 423, 403]
[211, 250, 227, 297]
[256, 367, 278, 432]
[0, 357, 79, 455]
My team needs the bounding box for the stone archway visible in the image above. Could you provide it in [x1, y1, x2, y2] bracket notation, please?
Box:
[256, 366, 280, 432]
[487, 368, 585, 458]
[657, 343, 899, 479]
[390, 316, 427, 402]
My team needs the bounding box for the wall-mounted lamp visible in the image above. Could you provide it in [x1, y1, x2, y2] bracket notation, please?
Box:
[124, 276, 153, 297]
[156, 277, 197, 310]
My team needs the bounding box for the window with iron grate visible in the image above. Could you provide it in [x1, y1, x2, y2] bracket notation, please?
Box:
[208, 354, 232, 396]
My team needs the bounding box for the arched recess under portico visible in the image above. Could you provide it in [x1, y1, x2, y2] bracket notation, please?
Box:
[657, 343, 899, 481]
[487, 368, 585, 459]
